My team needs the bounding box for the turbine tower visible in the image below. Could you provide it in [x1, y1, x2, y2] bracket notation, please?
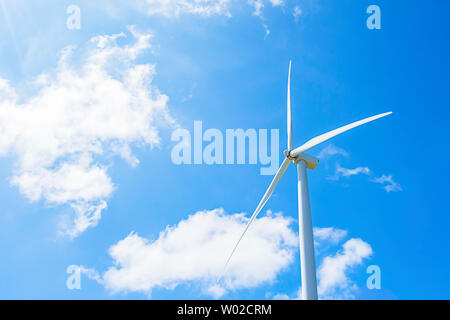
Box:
[221, 61, 392, 300]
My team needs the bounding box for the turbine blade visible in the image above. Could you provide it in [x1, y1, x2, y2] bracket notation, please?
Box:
[287, 60, 294, 150]
[290, 111, 392, 158]
[219, 158, 292, 281]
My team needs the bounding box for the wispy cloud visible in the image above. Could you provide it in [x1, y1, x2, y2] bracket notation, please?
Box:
[372, 175, 402, 192]
[0, 27, 173, 238]
[293, 5, 302, 22]
[247, 0, 282, 37]
[317, 145, 401, 193]
[134, 0, 287, 36]
[330, 163, 371, 180]
[248, 0, 265, 17]
[135, 0, 233, 18]
[317, 144, 349, 159]
[337, 165, 371, 177]
[330, 164, 402, 194]
[248, 0, 284, 16]
[135, 0, 284, 18]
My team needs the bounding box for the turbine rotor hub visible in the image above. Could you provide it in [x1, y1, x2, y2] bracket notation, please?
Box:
[284, 150, 319, 170]
[283, 150, 297, 161]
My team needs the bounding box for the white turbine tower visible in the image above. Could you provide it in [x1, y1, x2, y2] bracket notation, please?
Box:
[221, 61, 392, 300]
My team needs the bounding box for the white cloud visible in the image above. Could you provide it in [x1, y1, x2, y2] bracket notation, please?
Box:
[269, 0, 283, 6]
[314, 227, 348, 246]
[273, 293, 290, 300]
[331, 163, 371, 180]
[205, 284, 227, 299]
[11, 157, 112, 204]
[328, 161, 402, 193]
[272, 286, 302, 300]
[98, 209, 297, 297]
[293, 5, 302, 21]
[318, 238, 373, 299]
[133, 0, 289, 36]
[271, 227, 372, 300]
[248, 0, 265, 17]
[137, 0, 232, 17]
[80, 266, 103, 283]
[319, 144, 402, 193]
[317, 144, 348, 159]
[0, 27, 173, 237]
[372, 174, 402, 192]
[93, 216, 372, 299]
[247, 0, 283, 35]
[249, 0, 284, 14]
[61, 200, 108, 239]
[136, 0, 285, 18]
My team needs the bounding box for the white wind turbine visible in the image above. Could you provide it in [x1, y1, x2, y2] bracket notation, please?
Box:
[221, 61, 392, 300]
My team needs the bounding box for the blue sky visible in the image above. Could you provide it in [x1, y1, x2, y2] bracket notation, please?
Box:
[0, 0, 449, 299]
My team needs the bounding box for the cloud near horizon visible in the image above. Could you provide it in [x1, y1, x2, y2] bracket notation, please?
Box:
[272, 227, 373, 300]
[81, 211, 372, 299]
[100, 208, 297, 298]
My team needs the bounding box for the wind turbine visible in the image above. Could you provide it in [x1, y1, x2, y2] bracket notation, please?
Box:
[221, 61, 392, 300]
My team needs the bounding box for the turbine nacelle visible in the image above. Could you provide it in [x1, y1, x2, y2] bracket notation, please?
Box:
[283, 150, 319, 170]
